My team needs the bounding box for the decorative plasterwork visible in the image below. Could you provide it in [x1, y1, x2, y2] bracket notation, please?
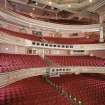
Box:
[8, 0, 100, 12]
[0, 9, 100, 32]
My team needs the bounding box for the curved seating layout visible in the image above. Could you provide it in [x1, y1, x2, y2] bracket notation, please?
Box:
[0, 28, 42, 41]
[1, 7, 105, 105]
[0, 53, 47, 73]
[0, 28, 101, 44]
[46, 55, 105, 66]
[1, 54, 105, 73]
[44, 36, 99, 44]
[0, 76, 71, 105]
[48, 74, 105, 105]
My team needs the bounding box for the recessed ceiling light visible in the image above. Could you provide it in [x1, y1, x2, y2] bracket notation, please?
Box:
[48, 1, 52, 5]
[89, 0, 92, 3]
[68, 4, 71, 8]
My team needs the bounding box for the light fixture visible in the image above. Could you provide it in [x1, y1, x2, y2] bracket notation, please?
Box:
[35, 2, 38, 6]
[71, 51, 74, 55]
[68, 4, 71, 8]
[78, 101, 82, 104]
[90, 53, 94, 56]
[5, 48, 9, 51]
[32, 8, 35, 11]
[69, 95, 72, 98]
[89, 0, 92, 3]
[74, 98, 77, 101]
[48, 1, 52, 5]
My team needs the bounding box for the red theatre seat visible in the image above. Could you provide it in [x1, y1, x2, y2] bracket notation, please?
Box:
[48, 74, 105, 105]
[46, 55, 105, 66]
[44, 36, 99, 44]
[0, 53, 47, 73]
[0, 76, 71, 105]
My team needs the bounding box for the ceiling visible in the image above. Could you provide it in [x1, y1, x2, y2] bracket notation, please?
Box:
[31, 0, 101, 11]
[0, 0, 105, 25]
[42, 0, 85, 4]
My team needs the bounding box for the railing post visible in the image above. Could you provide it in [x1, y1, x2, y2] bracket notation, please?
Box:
[99, 15, 104, 42]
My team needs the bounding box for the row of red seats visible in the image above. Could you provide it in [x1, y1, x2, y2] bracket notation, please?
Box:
[0, 53, 47, 73]
[48, 74, 105, 105]
[0, 76, 71, 105]
[0, 28, 101, 44]
[46, 55, 105, 66]
[44, 36, 99, 44]
[0, 28, 41, 41]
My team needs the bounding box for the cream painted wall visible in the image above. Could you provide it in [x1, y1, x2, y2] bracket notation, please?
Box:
[44, 49, 87, 56]
[1, 43, 105, 58]
[1, 21, 99, 38]
[0, 43, 27, 54]
[0, 21, 32, 34]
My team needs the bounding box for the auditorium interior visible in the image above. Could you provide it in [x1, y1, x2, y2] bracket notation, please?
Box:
[0, 0, 105, 105]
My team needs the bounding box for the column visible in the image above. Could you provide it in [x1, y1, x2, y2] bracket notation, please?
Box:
[99, 15, 104, 42]
[42, 48, 45, 58]
[100, 25, 104, 42]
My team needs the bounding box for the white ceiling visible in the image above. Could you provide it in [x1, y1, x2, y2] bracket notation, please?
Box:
[43, 0, 85, 4]
[4, 0, 105, 24]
